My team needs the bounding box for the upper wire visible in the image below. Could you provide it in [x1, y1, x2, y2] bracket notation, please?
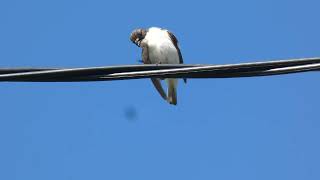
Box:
[0, 57, 319, 82]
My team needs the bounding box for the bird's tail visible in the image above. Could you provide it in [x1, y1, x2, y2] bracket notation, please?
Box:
[166, 78, 178, 105]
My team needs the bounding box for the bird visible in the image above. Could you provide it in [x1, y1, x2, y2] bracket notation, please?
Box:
[130, 27, 186, 105]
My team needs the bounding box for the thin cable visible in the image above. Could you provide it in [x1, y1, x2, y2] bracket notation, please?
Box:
[96, 63, 320, 80]
[0, 57, 319, 82]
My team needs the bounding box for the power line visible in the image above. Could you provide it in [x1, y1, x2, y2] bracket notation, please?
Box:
[0, 57, 319, 82]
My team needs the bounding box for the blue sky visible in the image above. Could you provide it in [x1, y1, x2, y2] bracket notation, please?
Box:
[0, 0, 320, 179]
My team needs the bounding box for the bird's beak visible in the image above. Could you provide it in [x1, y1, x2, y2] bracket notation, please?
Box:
[135, 39, 141, 46]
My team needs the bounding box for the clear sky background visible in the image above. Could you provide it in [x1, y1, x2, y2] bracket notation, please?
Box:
[0, 0, 319, 179]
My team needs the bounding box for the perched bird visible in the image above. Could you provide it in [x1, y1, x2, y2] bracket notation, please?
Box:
[130, 27, 186, 105]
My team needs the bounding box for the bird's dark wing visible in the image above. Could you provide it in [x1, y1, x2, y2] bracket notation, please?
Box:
[150, 78, 167, 100]
[141, 43, 167, 100]
[167, 30, 187, 83]
[167, 31, 183, 64]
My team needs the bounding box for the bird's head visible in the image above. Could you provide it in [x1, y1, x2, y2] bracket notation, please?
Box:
[130, 28, 147, 47]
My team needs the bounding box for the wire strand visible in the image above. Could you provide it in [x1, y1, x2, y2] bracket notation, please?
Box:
[0, 57, 319, 82]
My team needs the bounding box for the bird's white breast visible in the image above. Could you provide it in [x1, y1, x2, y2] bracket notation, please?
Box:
[143, 27, 180, 64]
